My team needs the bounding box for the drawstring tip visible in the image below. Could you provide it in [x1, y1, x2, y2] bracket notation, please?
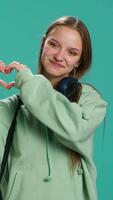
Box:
[44, 176, 52, 182]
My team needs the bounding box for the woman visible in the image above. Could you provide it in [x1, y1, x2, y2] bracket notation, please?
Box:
[0, 16, 107, 200]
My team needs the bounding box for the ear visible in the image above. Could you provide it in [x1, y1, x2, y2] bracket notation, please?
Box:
[75, 61, 81, 68]
[75, 55, 82, 68]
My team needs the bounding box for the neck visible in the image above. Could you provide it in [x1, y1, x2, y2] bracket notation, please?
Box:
[43, 71, 64, 88]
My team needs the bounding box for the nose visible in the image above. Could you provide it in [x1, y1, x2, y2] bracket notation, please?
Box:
[53, 49, 64, 62]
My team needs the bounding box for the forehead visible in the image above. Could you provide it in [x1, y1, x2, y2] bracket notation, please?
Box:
[46, 25, 82, 49]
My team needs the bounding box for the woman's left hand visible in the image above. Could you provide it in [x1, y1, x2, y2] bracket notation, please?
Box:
[5, 61, 27, 74]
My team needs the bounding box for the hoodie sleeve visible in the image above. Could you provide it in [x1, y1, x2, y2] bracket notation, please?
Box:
[0, 96, 17, 162]
[15, 69, 107, 157]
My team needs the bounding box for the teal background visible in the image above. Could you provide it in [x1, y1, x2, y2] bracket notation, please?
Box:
[0, 0, 112, 199]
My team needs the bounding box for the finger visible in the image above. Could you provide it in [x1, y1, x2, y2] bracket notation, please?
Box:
[4, 66, 13, 74]
[0, 61, 6, 73]
[9, 61, 23, 67]
[7, 81, 15, 89]
[0, 80, 8, 89]
[0, 80, 15, 90]
[8, 61, 26, 71]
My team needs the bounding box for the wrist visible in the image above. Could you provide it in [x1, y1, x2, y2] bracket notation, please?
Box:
[15, 68, 34, 88]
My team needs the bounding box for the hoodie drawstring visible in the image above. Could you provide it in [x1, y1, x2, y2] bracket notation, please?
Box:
[44, 127, 52, 182]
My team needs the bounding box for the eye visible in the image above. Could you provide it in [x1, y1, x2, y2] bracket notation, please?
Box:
[68, 51, 78, 56]
[48, 41, 58, 48]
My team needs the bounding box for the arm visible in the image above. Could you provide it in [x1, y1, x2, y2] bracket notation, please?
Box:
[0, 96, 18, 162]
[14, 69, 107, 157]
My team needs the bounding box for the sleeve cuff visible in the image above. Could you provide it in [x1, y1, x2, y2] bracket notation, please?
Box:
[14, 68, 34, 89]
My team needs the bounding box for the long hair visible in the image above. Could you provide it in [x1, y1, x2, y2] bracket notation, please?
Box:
[37, 16, 92, 169]
[38, 16, 92, 79]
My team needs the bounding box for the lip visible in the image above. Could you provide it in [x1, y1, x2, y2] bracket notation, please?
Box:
[49, 60, 64, 68]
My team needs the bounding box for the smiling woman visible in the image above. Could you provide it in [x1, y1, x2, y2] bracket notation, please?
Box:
[0, 16, 107, 200]
[41, 25, 82, 86]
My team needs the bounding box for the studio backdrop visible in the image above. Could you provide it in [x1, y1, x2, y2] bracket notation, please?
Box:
[0, 0, 112, 199]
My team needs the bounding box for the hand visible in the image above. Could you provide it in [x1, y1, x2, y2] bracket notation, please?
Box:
[0, 80, 15, 90]
[0, 60, 27, 90]
[0, 61, 6, 73]
[5, 61, 26, 74]
[0, 60, 14, 90]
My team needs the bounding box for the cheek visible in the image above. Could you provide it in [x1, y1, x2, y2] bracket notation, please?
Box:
[68, 58, 77, 68]
[42, 46, 55, 58]
[41, 48, 53, 65]
[69, 55, 81, 66]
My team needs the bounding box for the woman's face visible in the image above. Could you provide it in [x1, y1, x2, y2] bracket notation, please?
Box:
[41, 25, 82, 79]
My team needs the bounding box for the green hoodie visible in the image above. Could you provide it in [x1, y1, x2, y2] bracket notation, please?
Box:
[0, 69, 107, 200]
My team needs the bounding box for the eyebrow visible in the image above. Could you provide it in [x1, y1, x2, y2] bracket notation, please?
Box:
[69, 48, 81, 53]
[49, 38, 81, 53]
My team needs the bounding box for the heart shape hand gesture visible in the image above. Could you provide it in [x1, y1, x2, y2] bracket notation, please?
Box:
[0, 61, 26, 89]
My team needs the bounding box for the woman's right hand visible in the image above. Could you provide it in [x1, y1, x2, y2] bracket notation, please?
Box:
[0, 80, 15, 89]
